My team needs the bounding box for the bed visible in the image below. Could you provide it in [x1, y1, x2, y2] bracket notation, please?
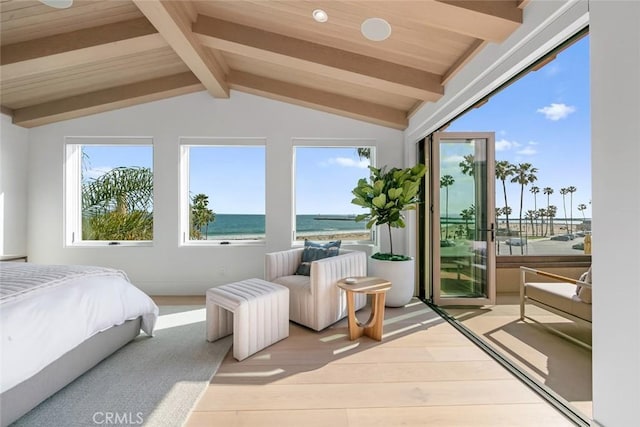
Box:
[0, 263, 159, 426]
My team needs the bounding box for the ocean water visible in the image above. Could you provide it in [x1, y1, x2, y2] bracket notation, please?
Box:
[203, 214, 367, 238]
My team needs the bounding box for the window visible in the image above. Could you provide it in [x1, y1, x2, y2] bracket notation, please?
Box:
[447, 34, 590, 256]
[65, 138, 153, 246]
[293, 142, 375, 242]
[180, 139, 266, 244]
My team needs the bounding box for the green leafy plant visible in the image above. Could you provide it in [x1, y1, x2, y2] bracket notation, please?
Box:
[190, 193, 216, 240]
[82, 166, 153, 240]
[351, 164, 427, 260]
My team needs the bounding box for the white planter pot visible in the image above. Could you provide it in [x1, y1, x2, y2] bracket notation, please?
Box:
[368, 257, 415, 307]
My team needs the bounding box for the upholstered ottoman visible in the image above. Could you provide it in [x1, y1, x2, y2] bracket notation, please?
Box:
[206, 278, 289, 361]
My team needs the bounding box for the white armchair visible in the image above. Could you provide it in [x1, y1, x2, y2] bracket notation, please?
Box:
[265, 248, 368, 331]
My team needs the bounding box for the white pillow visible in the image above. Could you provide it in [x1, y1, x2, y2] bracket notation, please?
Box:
[576, 266, 592, 303]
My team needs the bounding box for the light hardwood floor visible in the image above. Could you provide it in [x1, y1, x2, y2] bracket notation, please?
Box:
[443, 294, 592, 419]
[178, 299, 575, 427]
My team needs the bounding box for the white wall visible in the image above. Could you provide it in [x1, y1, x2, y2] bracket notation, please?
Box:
[26, 91, 403, 294]
[590, 1, 640, 425]
[0, 113, 29, 256]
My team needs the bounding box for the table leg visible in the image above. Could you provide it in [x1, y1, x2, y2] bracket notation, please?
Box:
[363, 292, 386, 341]
[345, 290, 363, 340]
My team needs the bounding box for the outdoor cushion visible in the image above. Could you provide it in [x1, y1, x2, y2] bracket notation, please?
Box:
[576, 266, 592, 303]
[526, 282, 592, 322]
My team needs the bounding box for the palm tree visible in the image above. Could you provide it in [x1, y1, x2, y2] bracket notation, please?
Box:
[512, 166, 539, 231]
[191, 193, 215, 240]
[459, 154, 475, 177]
[511, 163, 538, 254]
[530, 186, 540, 236]
[560, 187, 569, 233]
[356, 148, 371, 160]
[525, 210, 537, 236]
[548, 205, 558, 236]
[82, 166, 154, 240]
[440, 174, 455, 239]
[495, 161, 515, 236]
[501, 206, 514, 254]
[577, 203, 587, 219]
[577, 203, 587, 230]
[543, 187, 554, 236]
[537, 208, 547, 236]
[460, 204, 475, 239]
[567, 186, 577, 233]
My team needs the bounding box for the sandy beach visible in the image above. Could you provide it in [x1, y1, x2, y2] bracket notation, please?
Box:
[295, 231, 371, 241]
[296, 222, 588, 243]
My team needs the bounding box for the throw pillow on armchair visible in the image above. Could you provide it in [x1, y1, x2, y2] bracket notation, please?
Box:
[295, 239, 341, 276]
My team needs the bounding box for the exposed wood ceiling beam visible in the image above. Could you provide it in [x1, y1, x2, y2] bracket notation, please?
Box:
[518, 0, 533, 10]
[0, 18, 166, 81]
[0, 106, 14, 117]
[13, 72, 202, 128]
[228, 71, 407, 130]
[1, 18, 156, 64]
[433, 0, 522, 41]
[194, 16, 443, 102]
[133, 0, 228, 98]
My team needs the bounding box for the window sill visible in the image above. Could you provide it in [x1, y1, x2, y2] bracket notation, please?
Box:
[292, 240, 376, 247]
[67, 241, 153, 248]
[181, 240, 266, 247]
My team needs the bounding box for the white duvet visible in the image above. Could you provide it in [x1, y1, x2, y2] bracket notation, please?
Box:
[0, 263, 159, 394]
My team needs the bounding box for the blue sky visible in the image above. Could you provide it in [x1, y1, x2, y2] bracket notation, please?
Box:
[189, 146, 265, 214]
[295, 147, 370, 215]
[447, 35, 591, 220]
[82, 36, 590, 219]
[82, 145, 152, 181]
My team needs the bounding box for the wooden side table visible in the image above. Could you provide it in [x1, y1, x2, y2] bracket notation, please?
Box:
[337, 277, 391, 341]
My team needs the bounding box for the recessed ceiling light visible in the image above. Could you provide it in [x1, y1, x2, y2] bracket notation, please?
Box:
[361, 17, 392, 41]
[39, 0, 73, 8]
[312, 9, 328, 23]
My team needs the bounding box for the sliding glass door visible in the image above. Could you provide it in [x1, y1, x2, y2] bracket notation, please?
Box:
[430, 132, 496, 306]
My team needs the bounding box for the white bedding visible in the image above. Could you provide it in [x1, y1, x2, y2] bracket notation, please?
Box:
[0, 263, 159, 394]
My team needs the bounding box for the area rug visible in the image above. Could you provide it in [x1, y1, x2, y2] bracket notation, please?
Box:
[13, 306, 231, 427]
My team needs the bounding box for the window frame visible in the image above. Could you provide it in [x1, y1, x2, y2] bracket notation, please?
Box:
[179, 137, 267, 246]
[64, 136, 154, 247]
[291, 138, 377, 246]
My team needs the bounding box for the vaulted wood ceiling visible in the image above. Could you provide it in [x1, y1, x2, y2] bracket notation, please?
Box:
[0, 0, 524, 129]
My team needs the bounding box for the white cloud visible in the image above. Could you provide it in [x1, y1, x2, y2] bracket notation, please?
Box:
[442, 154, 466, 164]
[327, 157, 369, 169]
[537, 103, 576, 121]
[495, 139, 521, 151]
[84, 166, 112, 180]
[516, 146, 537, 156]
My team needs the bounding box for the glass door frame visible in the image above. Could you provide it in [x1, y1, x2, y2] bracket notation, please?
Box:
[430, 132, 496, 306]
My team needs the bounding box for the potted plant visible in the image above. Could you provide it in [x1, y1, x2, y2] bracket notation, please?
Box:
[352, 163, 427, 306]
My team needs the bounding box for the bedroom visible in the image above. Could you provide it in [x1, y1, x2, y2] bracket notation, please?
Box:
[1, 0, 639, 426]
